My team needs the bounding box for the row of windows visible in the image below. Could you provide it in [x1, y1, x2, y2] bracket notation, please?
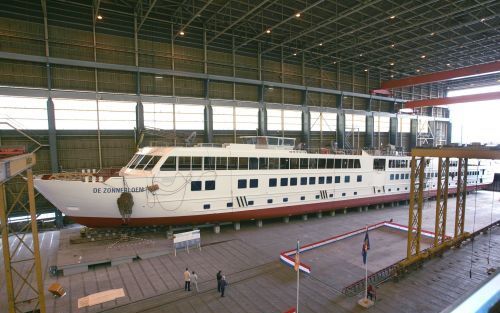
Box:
[388, 160, 409, 168]
[158, 156, 362, 171]
[191, 180, 216, 191]
[390, 173, 410, 180]
[238, 175, 363, 189]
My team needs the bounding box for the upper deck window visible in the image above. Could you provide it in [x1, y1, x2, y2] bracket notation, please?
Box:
[179, 156, 191, 171]
[192, 157, 202, 171]
[143, 155, 162, 170]
[127, 154, 145, 169]
[136, 155, 159, 170]
[374, 158, 386, 170]
[217, 157, 227, 170]
[204, 157, 215, 170]
[160, 156, 177, 171]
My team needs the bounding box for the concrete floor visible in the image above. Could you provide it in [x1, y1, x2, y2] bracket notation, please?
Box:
[1, 190, 499, 313]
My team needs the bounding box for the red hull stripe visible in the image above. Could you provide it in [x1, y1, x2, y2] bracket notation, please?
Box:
[68, 184, 488, 228]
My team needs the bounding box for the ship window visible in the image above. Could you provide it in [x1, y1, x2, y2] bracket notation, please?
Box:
[309, 177, 316, 185]
[267, 199, 273, 204]
[342, 159, 348, 169]
[192, 157, 202, 170]
[144, 156, 161, 170]
[290, 177, 297, 186]
[397, 188, 400, 191]
[250, 179, 258, 188]
[354, 192, 358, 195]
[344, 176, 350, 183]
[326, 176, 333, 184]
[348, 159, 354, 168]
[205, 180, 216, 190]
[388, 188, 392, 192]
[389, 160, 394, 168]
[342, 193, 346, 196]
[280, 158, 290, 169]
[280, 178, 288, 186]
[269, 158, 279, 169]
[334, 159, 341, 169]
[357, 175, 362, 182]
[316, 195, 320, 199]
[283, 197, 288, 202]
[269, 178, 277, 187]
[395, 174, 400, 180]
[160, 156, 177, 171]
[239, 158, 248, 170]
[248, 200, 254, 205]
[288, 158, 298, 170]
[390, 174, 394, 180]
[216, 157, 227, 170]
[300, 177, 307, 185]
[319, 176, 325, 184]
[300, 196, 305, 200]
[374, 158, 386, 170]
[227, 202, 233, 208]
[396, 160, 401, 168]
[329, 193, 333, 198]
[405, 174, 409, 179]
[401, 173, 405, 179]
[335, 176, 340, 183]
[238, 179, 247, 189]
[259, 158, 268, 170]
[299, 158, 308, 169]
[203, 204, 210, 210]
[204, 157, 215, 170]
[327, 159, 334, 169]
[318, 158, 326, 169]
[228, 157, 238, 170]
[249, 157, 258, 170]
[179, 156, 191, 171]
[127, 154, 142, 168]
[191, 181, 202, 191]
[135, 155, 153, 169]
[354, 159, 361, 168]
[309, 158, 318, 169]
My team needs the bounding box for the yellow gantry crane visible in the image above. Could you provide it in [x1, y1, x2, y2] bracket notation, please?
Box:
[0, 153, 46, 313]
[399, 146, 500, 272]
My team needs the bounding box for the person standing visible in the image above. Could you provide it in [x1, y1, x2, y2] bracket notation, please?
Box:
[184, 268, 191, 291]
[216, 270, 222, 292]
[192, 271, 199, 292]
[220, 276, 227, 297]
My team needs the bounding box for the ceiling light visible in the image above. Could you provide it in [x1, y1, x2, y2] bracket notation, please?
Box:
[421, 55, 426, 59]
[293, 52, 297, 56]
[359, 53, 363, 57]
[430, 32, 435, 36]
[364, 69, 368, 72]
[266, 29, 271, 34]
[155, 76, 162, 79]
[446, 63, 451, 66]
[390, 62, 394, 66]
[480, 18, 486, 22]
[319, 43, 323, 46]
[416, 69, 421, 72]
[295, 12, 301, 18]
[391, 44, 395, 48]
[333, 61, 337, 64]
[179, 30, 185, 36]
[390, 15, 396, 19]
[97, 15, 103, 20]
[390, 74, 394, 78]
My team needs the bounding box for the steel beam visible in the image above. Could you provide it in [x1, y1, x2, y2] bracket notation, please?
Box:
[382, 61, 500, 89]
[389, 116, 397, 146]
[336, 112, 345, 149]
[404, 91, 500, 109]
[46, 97, 59, 173]
[412, 147, 500, 159]
[301, 106, 310, 147]
[137, 0, 159, 32]
[174, 0, 214, 40]
[204, 103, 213, 143]
[208, 0, 272, 44]
[365, 115, 374, 149]
[455, 158, 468, 238]
[407, 156, 425, 259]
[434, 157, 449, 247]
[0, 51, 404, 103]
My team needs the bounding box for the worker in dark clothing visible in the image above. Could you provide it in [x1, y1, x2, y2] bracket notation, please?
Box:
[367, 284, 376, 301]
[216, 270, 222, 292]
[220, 276, 227, 297]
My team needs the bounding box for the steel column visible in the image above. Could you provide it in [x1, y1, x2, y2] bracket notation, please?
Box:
[455, 158, 468, 238]
[336, 111, 345, 149]
[204, 103, 213, 143]
[407, 156, 425, 258]
[434, 157, 449, 247]
[365, 115, 374, 149]
[0, 184, 15, 312]
[46, 97, 59, 173]
[410, 119, 418, 149]
[301, 106, 311, 147]
[258, 105, 267, 136]
[389, 116, 398, 146]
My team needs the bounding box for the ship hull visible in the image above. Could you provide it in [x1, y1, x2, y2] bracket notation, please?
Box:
[67, 184, 488, 228]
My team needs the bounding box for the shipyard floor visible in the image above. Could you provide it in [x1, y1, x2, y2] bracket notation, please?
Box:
[1, 190, 500, 313]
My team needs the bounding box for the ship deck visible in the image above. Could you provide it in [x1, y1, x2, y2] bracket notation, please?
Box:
[1, 190, 499, 313]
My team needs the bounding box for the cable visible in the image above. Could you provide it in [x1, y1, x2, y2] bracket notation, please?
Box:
[487, 183, 495, 265]
[468, 163, 479, 278]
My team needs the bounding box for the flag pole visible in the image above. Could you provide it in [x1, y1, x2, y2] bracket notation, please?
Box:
[296, 240, 300, 313]
[364, 226, 368, 300]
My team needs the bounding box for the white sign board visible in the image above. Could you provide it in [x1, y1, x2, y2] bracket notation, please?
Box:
[173, 230, 201, 255]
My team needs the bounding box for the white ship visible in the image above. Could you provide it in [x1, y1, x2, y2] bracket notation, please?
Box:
[33, 136, 494, 228]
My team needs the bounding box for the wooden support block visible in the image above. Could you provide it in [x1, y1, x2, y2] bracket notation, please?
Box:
[48, 282, 66, 297]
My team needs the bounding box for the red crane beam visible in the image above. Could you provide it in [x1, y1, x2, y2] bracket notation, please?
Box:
[381, 61, 500, 89]
[404, 91, 500, 109]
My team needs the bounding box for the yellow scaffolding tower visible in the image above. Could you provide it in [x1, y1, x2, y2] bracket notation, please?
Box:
[0, 153, 46, 313]
[400, 147, 500, 272]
